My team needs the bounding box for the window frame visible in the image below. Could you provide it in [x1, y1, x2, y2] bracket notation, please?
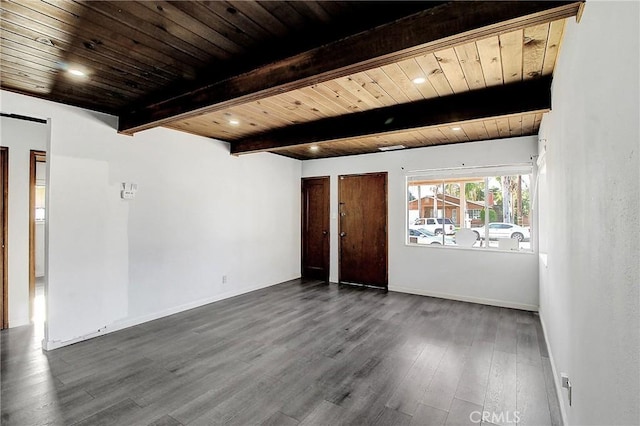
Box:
[405, 163, 535, 254]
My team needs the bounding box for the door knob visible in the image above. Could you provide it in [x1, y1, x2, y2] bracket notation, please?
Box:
[322, 230, 328, 235]
[340, 232, 346, 237]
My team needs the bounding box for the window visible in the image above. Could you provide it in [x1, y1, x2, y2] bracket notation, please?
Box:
[468, 209, 481, 219]
[35, 185, 45, 221]
[406, 164, 534, 251]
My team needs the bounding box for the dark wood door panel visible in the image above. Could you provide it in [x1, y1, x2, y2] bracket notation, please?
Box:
[302, 177, 329, 281]
[339, 172, 387, 288]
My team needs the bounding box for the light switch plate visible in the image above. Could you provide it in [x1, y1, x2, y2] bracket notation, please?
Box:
[121, 190, 135, 199]
[121, 182, 137, 199]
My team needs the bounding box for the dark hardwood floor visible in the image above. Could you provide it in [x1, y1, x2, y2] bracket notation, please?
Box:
[1, 279, 561, 425]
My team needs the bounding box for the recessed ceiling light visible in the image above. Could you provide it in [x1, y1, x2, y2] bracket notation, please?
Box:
[309, 145, 319, 152]
[412, 77, 426, 84]
[229, 119, 240, 126]
[68, 69, 86, 77]
[452, 126, 462, 131]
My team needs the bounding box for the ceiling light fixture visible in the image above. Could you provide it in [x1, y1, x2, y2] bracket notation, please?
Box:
[229, 119, 240, 125]
[35, 37, 54, 47]
[378, 145, 406, 151]
[68, 69, 86, 77]
[309, 145, 320, 152]
[452, 126, 462, 131]
[412, 77, 426, 84]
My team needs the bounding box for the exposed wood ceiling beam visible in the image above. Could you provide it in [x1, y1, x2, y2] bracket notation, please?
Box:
[118, 1, 582, 135]
[230, 76, 553, 155]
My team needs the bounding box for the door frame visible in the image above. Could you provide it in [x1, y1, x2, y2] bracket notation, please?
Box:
[338, 171, 388, 289]
[301, 176, 330, 282]
[1, 147, 7, 329]
[29, 150, 46, 322]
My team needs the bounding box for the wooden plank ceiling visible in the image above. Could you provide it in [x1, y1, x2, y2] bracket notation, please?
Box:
[0, 1, 583, 160]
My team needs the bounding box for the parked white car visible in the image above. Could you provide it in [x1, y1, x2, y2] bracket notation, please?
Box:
[409, 217, 456, 235]
[409, 228, 455, 245]
[472, 222, 530, 242]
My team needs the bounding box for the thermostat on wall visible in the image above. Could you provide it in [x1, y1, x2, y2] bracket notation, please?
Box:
[121, 182, 137, 200]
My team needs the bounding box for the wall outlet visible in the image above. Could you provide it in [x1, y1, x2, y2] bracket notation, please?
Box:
[222, 275, 227, 284]
[561, 373, 569, 388]
[561, 373, 572, 406]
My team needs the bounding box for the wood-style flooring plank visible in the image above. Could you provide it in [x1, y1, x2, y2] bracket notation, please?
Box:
[189, 373, 284, 425]
[261, 410, 299, 426]
[517, 362, 552, 425]
[373, 406, 413, 425]
[410, 403, 448, 426]
[72, 398, 142, 426]
[299, 400, 345, 425]
[444, 397, 483, 425]
[421, 344, 471, 412]
[516, 322, 542, 367]
[385, 343, 446, 415]
[147, 414, 183, 426]
[454, 341, 494, 406]
[1, 279, 561, 426]
[167, 361, 271, 424]
[483, 350, 517, 426]
[495, 308, 519, 354]
[473, 305, 501, 345]
[280, 384, 327, 422]
[542, 356, 563, 426]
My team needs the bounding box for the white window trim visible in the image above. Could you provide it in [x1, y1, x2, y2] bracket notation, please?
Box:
[405, 163, 535, 253]
[406, 163, 533, 180]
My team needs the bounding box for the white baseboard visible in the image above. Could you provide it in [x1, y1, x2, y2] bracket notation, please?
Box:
[539, 314, 568, 426]
[388, 285, 539, 312]
[42, 279, 293, 351]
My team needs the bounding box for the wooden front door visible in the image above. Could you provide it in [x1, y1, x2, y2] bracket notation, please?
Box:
[301, 177, 330, 281]
[1, 147, 7, 329]
[339, 172, 387, 288]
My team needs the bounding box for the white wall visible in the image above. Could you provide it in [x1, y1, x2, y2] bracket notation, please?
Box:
[0, 116, 48, 326]
[303, 136, 539, 310]
[1, 91, 301, 348]
[538, 2, 639, 425]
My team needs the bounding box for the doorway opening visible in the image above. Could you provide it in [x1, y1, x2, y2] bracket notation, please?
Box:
[29, 150, 46, 334]
[0, 147, 7, 329]
[301, 177, 330, 282]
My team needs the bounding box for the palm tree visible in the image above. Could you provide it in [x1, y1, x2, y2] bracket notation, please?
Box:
[444, 183, 460, 197]
[464, 182, 485, 201]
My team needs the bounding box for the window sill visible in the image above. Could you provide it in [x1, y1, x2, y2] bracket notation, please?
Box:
[405, 242, 536, 255]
